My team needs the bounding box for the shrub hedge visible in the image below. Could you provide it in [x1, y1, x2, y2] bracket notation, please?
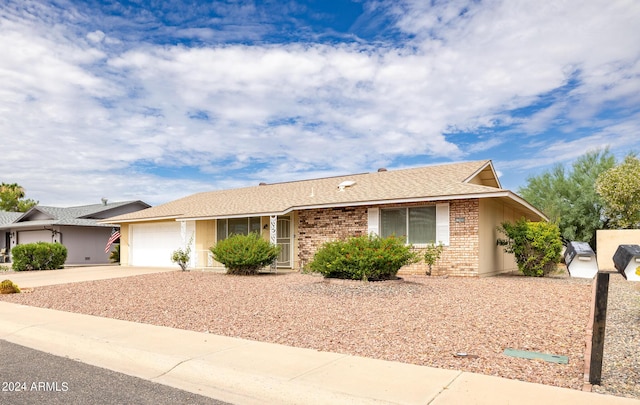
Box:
[11, 242, 68, 271]
[497, 218, 562, 277]
[210, 233, 280, 275]
[308, 234, 419, 281]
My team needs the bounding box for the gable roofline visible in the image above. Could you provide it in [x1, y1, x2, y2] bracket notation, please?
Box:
[463, 160, 502, 189]
[12, 206, 53, 223]
[1, 200, 151, 229]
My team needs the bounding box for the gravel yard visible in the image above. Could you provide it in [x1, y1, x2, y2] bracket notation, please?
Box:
[1, 270, 638, 398]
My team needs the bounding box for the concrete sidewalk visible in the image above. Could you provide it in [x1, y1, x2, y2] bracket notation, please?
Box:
[1, 301, 638, 405]
[1, 265, 176, 288]
[1, 266, 639, 404]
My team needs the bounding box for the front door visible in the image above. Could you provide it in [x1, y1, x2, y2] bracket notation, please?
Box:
[276, 217, 291, 268]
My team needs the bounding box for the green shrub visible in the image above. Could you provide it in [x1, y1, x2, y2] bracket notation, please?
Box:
[497, 218, 562, 277]
[0, 279, 20, 294]
[11, 242, 68, 271]
[109, 244, 120, 264]
[171, 237, 192, 271]
[423, 242, 445, 276]
[210, 233, 280, 275]
[308, 234, 419, 281]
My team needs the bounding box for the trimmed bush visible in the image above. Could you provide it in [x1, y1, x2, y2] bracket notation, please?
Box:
[308, 234, 419, 281]
[497, 218, 562, 277]
[0, 279, 20, 294]
[11, 242, 68, 271]
[210, 233, 280, 275]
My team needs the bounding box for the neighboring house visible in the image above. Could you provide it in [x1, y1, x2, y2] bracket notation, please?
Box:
[0, 211, 22, 260]
[0, 200, 150, 265]
[105, 160, 546, 276]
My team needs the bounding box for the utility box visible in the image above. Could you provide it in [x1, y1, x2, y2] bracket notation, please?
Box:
[565, 241, 598, 279]
[613, 244, 640, 281]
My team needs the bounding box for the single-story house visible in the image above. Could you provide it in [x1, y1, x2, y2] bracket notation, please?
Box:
[105, 160, 546, 277]
[0, 200, 150, 265]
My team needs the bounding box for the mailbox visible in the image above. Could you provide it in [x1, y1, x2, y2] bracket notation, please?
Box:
[564, 241, 598, 279]
[612, 244, 640, 282]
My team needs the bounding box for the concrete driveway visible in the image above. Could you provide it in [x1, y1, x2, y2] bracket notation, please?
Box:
[0, 266, 177, 288]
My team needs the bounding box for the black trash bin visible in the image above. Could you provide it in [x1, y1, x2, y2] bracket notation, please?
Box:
[564, 241, 598, 278]
[612, 244, 640, 281]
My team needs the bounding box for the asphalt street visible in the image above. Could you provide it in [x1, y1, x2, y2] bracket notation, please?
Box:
[0, 340, 231, 405]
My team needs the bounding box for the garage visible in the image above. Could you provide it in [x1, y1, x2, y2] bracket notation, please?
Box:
[130, 222, 187, 267]
[18, 230, 53, 245]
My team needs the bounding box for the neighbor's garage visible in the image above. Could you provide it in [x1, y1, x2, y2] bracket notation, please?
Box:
[130, 222, 183, 267]
[18, 230, 52, 244]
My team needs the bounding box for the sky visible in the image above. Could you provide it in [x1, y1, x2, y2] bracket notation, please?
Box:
[1, 0, 639, 207]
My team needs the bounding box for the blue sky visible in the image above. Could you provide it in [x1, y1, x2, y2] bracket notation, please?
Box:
[1, 0, 639, 206]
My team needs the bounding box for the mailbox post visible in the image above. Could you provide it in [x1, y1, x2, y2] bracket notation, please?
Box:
[589, 244, 640, 385]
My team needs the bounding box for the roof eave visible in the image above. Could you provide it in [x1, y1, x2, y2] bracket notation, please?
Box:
[176, 191, 546, 221]
[101, 215, 183, 224]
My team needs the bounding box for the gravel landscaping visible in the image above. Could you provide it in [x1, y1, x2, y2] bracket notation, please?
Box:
[1, 270, 638, 398]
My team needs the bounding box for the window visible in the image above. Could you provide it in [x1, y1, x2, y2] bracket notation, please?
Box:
[380, 206, 436, 244]
[217, 217, 261, 241]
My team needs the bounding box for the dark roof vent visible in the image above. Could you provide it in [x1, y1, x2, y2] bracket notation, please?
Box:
[259, 182, 267, 186]
[377, 168, 387, 172]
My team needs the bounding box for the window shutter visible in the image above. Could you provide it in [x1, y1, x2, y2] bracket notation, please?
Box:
[436, 203, 450, 246]
[368, 208, 379, 236]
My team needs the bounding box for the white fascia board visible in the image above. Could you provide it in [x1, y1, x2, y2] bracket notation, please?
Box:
[98, 215, 182, 224]
[179, 209, 295, 221]
[502, 191, 548, 221]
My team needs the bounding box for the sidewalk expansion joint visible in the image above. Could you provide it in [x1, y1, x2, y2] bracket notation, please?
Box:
[426, 370, 463, 404]
[1, 322, 55, 338]
[287, 354, 350, 381]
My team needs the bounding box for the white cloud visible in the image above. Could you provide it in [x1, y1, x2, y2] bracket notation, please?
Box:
[0, 0, 638, 206]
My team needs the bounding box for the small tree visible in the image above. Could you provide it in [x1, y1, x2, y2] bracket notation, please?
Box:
[518, 148, 615, 248]
[596, 154, 640, 229]
[171, 236, 193, 271]
[210, 233, 280, 275]
[497, 218, 562, 277]
[0, 182, 38, 212]
[423, 242, 444, 276]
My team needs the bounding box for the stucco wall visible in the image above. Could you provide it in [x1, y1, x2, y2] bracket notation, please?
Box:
[119, 223, 129, 266]
[62, 226, 115, 264]
[478, 199, 521, 276]
[195, 220, 216, 267]
[596, 229, 640, 270]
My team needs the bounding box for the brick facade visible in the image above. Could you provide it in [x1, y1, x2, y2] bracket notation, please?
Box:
[296, 199, 481, 276]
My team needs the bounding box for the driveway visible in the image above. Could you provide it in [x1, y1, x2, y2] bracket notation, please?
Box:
[0, 266, 177, 288]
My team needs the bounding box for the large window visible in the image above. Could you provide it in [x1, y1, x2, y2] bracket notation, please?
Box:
[217, 217, 261, 241]
[380, 206, 436, 244]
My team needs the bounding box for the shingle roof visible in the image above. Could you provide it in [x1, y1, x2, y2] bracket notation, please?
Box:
[0, 212, 22, 226]
[0, 201, 149, 230]
[106, 160, 546, 223]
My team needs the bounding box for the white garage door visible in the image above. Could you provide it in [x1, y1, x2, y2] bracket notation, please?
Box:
[18, 230, 52, 244]
[130, 222, 184, 267]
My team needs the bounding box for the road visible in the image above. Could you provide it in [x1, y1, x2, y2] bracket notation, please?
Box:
[0, 340, 231, 405]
